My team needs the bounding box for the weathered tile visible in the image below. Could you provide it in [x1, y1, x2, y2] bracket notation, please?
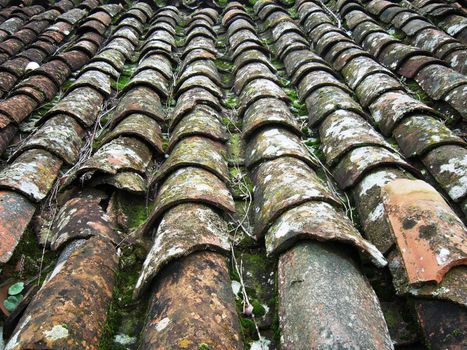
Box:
[111, 86, 165, 126]
[15, 114, 85, 164]
[369, 91, 438, 136]
[5, 236, 118, 350]
[168, 105, 228, 151]
[68, 70, 112, 97]
[0, 191, 35, 263]
[51, 191, 119, 250]
[170, 88, 221, 130]
[320, 110, 392, 166]
[45, 86, 104, 127]
[394, 115, 465, 157]
[333, 146, 417, 189]
[68, 137, 152, 183]
[266, 201, 386, 266]
[422, 145, 467, 202]
[238, 78, 288, 116]
[142, 167, 235, 234]
[134, 203, 230, 298]
[0, 149, 62, 202]
[278, 242, 393, 350]
[305, 85, 366, 126]
[124, 69, 169, 99]
[243, 98, 300, 139]
[245, 127, 315, 170]
[383, 179, 466, 284]
[102, 113, 164, 155]
[139, 252, 242, 350]
[252, 156, 341, 238]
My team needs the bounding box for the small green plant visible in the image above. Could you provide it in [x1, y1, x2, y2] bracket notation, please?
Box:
[4, 281, 25, 312]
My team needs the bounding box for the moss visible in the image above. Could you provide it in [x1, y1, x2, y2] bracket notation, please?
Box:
[404, 79, 432, 104]
[387, 27, 405, 40]
[1, 225, 57, 284]
[215, 58, 234, 72]
[98, 244, 149, 350]
[111, 64, 136, 91]
[227, 133, 243, 164]
[271, 59, 285, 71]
[175, 36, 185, 47]
[116, 192, 153, 230]
[288, 7, 299, 19]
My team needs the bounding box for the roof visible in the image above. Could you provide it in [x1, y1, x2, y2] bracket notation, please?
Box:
[0, 0, 465, 349]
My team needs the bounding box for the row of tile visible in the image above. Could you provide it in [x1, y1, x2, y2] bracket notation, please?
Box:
[0, 1, 111, 155]
[3, 3, 154, 348]
[0, 2, 123, 263]
[254, 0, 466, 348]
[296, 0, 467, 215]
[0, 3, 44, 42]
[224, 2, 396, 349]
[131, 7, 245, 349]
[335, 0, 467, 120]
[363, 0, 466, 74]
[412, 0, 467, 42]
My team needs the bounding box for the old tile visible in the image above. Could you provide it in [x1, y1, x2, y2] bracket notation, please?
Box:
[0, 149, 62, 202]
[320, 110, 392, 166]
[305, 85, 366, 126]
[245, 127, 315, 170]
[243, 98, 300, 139]
[383, 179, 466, 285]
[111, 86, 165, 127]
[154, 136, 228, 185]
[68, 137, 152, 183]
[134, 203, 230, 298]
[0, 191, 35, 263]
[333, 146, 417, 189]
[266, 201, 386, 266]
[394, 115, 465, 157]
[252, 156, 341, 238]
[422, 145, 467, 202]
[103, 113, 164, 155]
[14, 114, 85, 164]
[142, 167, 235, 234]
[5, 236, 118, 350]
[45, 86, 104, 127]
[139, 252, 242, 350]
[278, 242, 393, 350]
[168, 106, 228, 151]
[369, 91, 438, 136]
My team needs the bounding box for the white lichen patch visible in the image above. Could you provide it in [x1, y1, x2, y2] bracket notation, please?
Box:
[358, 171, 398, 197]
[436, 248, 450, 265]
[155, 317, 170, 332]
[43, 325, 69, 341]
[114, 333, 137, 345]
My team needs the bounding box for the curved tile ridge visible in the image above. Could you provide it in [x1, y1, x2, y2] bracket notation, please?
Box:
[411, 0, 467, 43]
[296, 0, 467, 214]
[0, 6, 88, 99]
[0, 5, 45, 43]
[60, 7, 176, 195]
[225, 3, 393, 350]
[258, 2, 467, 347]
[135, 8, 242, 350]
[0, 2, 113, 155]
[336, 0, 467, 120]
[364, 0, 467, 74]
[0, 2, 134, 264]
